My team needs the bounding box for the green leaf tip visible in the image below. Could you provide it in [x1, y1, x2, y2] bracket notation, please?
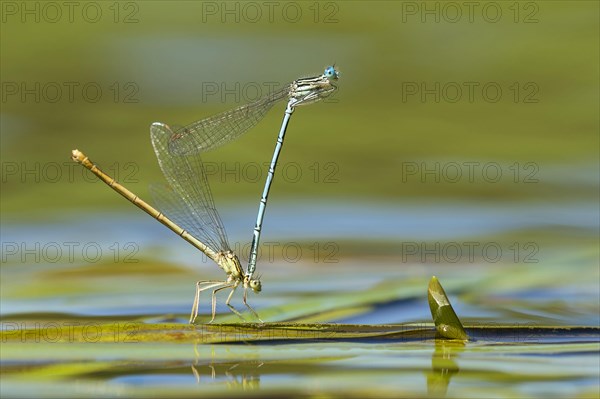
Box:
[428, 276, 468, 341]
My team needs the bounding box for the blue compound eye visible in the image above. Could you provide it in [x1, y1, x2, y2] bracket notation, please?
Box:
[325, 66, 339, 79]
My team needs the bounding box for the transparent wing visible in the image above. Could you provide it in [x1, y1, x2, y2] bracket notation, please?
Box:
[167, 85, 291, 155]
[150, 122, 231, 253]
[148, 183, 223, 253]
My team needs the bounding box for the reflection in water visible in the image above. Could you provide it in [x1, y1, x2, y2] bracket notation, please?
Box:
[426, 340, 465, 397]
[191, 363, 262, 391]
[191, 343, 261, 391]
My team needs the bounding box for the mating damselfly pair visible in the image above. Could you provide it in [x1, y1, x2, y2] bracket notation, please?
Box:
[72, 65, 339, 323]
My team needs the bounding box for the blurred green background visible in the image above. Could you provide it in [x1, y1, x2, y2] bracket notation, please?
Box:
[2, 1, 597, 219]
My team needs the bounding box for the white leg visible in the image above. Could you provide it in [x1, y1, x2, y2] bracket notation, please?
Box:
[224, 285, 246, 322]
[190, 280, 227, 324]
[210, 284, 244, 323]
[190, 281, 203, 324]
[242, 287, 263, 323]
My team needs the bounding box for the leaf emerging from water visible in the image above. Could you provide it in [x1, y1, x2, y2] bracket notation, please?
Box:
[428, 276, 468, 340]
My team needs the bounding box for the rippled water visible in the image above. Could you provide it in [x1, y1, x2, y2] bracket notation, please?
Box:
[2, 200, 598, 398]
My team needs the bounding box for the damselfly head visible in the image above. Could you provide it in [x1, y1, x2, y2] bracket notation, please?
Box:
[324, 65, 340, 81]
[247, 277, 262, 293]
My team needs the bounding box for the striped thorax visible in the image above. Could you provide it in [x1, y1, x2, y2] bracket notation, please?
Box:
[289, 66, 339, 107]
[217, 250, 262, 293]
